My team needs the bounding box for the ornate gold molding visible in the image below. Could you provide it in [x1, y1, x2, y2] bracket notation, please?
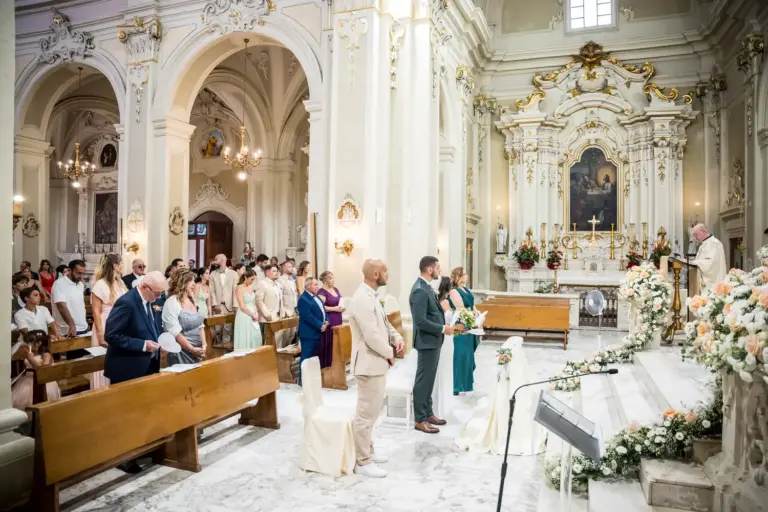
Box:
[643, 83, 679, 102]
[515, 89, 546, 112]
[473, 94, 497, 116]
[456, 65, 475, 97]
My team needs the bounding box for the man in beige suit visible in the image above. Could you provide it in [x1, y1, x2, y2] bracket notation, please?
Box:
[210, 254, 238, 341]
[253, 264, 283, 339]
[349, 259, 404, 478]
[277, 260, 298, 347]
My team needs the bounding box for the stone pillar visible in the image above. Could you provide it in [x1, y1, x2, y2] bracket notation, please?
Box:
[702, 85, 723, 236]
[0, 1, 35, 506]
[248, 159, 294, 257]
[304, 99, 328, 273]
[14, 135, 53, 266]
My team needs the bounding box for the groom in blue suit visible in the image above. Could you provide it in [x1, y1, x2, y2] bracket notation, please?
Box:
[296, 277, 328, 384]
[104, 271, 168, 385]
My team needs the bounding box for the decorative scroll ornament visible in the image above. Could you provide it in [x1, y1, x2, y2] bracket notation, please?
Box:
[95, 176, 118, 191]
[747, 96, 754, 137]
[337, 14, 368, 91]
[191, 88, 233, 126]
[201, 0, 276, 34]
[466, 168, 476, 210]
[195, 179, 231, 203]
[549, 10, 564, 30]
[22, 214, 40, 238]
[456, 65, 475, 97]
[619, 5, 635, 21]
[257, 51, 269, 80]
[128, 65, 149, 124]
[389, 20, 405, 89]
[524, 154, 537, 186]
[473, 94, 497, 116]
[127, 199, 144, 233]
[515, 90, 546, 112]
[736, 34, 765, 75]
[643, 83, 679, 102]
[572, 41, 610, 72]
[117, 15, 162, 64]
[169, 207, 185, 235]
[336, 194, 361, 225]
[725, 158, 745, 208]
[38, 8, 95, 65]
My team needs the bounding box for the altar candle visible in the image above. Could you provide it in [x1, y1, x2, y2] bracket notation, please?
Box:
[540, 222, 547, 254]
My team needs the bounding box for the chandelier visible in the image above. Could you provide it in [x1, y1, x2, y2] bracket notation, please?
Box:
[57, 67, 95, 188]
[223, 38, 262, 181]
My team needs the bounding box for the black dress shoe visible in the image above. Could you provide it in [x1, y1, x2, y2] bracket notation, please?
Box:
[117, 461, 143, 474]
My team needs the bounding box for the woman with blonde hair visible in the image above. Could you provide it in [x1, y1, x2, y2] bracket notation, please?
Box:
[162, 269, 206, 365]
[234, 268, 263, 351]
[90, 253, 127, 389]
[448, 266, 478, 395]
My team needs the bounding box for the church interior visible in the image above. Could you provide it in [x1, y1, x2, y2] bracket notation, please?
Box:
[2, 0, 768, 510]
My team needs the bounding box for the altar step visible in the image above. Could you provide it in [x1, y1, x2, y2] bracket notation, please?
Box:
[587, 479, 693, 512]
[632, 349, 714, 412]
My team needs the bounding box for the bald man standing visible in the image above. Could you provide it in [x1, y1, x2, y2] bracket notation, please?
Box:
[691, 223, 727, 290]
[349, 259, 404, 478]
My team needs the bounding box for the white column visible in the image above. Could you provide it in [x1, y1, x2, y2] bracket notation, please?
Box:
[250, 159, 294, 257]
[14, 135, 53, 266]
[304, 99, 328, 272]
[0, 1, 35, 505]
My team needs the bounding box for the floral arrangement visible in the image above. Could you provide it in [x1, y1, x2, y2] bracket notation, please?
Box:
[650, 238, 671, 268]
[513, 241, 540, 270]
[758, 245, 768, 267]
[546, 249, 564, 270]
[683, 248, 768, 383]
[625, 251, 642, 269]
[552, 264, 672, 391]
[456, 308, 477, 329]
[496, 348, 513, 366]
[545, 379, 722, 492]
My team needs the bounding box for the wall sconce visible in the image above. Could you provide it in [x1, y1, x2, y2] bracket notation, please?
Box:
[13, 195, 24, 230]
[124, 240, 140, 255]
[334, 239, 354, 257]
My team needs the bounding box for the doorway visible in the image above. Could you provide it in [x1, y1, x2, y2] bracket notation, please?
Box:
[189, 211, 234, 269]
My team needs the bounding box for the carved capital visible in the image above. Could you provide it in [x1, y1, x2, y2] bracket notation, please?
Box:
[201, 0, 275, 35]
[456, 65, 475, 98]
[38, 8, 95, 65]
[117, 15, 162, 65]
[758, 129, 768, 149]
[737, 34, 765, 76]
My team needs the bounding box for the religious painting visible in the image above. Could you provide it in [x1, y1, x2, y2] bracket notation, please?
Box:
[200, 129, 224, 158]
[568, 147, 618, 231]
[93, 192, 118, 244]
[100, 144, 117, 168]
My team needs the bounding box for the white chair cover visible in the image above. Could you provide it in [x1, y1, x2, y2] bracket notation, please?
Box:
[455, 336, 547, 456]
[299, 357, 356, 476]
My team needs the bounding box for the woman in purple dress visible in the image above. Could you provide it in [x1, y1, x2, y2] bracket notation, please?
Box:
[316, 271, 345, 368]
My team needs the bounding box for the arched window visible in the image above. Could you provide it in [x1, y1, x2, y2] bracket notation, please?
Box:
[569, 0, 614, 30]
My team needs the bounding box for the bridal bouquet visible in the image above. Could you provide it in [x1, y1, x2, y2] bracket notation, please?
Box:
[496, 348, 513, 366]
[456, 308, 477, 329]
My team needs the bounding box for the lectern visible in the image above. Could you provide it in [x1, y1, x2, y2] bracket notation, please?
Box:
[662, 256, 699, 341]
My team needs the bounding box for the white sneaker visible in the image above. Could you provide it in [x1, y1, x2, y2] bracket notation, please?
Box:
[354, 463, 387, 478]
[372, 453, 389, 464]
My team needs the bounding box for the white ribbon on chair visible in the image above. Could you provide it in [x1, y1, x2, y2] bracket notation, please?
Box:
[455, 337, 547, 456]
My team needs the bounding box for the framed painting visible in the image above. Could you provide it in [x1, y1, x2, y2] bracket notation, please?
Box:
[200, 129, 224, 158]
[100, 143, 117, 168]
[94, 192, 118, 244]
[567, 146, 619, 232]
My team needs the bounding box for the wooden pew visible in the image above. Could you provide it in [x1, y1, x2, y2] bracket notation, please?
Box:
[264, 317, 300, 384]
[386, 311, 406, 359]
[31, 355, 105, 403]
[476, 297, 570, 349]
[28, 346, 280, 512]
[203, 313, 236, 359]
[322, 324, 353, 390]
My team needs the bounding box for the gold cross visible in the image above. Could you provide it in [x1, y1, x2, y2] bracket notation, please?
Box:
[588, 215, 601, 247]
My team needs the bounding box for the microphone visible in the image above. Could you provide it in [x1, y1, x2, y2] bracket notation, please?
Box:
[496, 368, 619, 512]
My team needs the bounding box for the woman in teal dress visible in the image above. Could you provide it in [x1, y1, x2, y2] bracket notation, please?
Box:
[195, 267, 212, 317]
[234, 269, 263, 351]
[448, 266, 479, 395]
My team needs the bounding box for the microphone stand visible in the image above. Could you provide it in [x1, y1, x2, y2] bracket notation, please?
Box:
[495, 369, 618, 512]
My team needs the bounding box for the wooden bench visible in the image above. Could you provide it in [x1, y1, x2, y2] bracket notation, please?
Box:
[476, 296, 570, 349]
[13, 335, 95, 393]
[203, 313, 236, 359]
[386, 311, 407, 358]
[322, 324, 353, 390]
[31, 355, 105, 404]
[264, 317, 300, 384]
[28, 346, 280, 512]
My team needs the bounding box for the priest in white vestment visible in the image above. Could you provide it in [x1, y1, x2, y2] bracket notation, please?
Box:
[692, 223, 727, 290]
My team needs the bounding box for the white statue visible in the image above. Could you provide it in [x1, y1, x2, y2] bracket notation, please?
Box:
[496, 222, 507, 254]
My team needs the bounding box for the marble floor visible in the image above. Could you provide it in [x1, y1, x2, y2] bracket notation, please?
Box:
[60, 331, 627, 512]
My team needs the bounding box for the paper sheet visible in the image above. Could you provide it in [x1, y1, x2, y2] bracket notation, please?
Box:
[160, 364, 200, 373]
[85, 346, 107, 356]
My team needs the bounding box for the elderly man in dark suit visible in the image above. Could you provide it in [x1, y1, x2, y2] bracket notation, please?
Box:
[296, 277, 328, 385]
[410, 256, 462, 434]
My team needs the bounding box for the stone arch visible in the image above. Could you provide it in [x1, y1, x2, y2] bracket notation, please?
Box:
[153, 19, 322, 124]
[16, 57, 125, 138]
[276, 102, 308, 159]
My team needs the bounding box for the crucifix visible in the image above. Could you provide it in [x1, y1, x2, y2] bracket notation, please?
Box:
[588, 215, 601, 247]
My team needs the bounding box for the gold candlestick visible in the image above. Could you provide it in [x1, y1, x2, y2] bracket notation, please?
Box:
[610, 224, 615, 260]
[540, 222, 547, 255]
[629, 222, 636, 251]
[564, 254, 569, 270]
[572, 223, 577, 259]
[553, 223, 560, 249]
[642, 222, 648, 259]
[553, 266, 559, 293]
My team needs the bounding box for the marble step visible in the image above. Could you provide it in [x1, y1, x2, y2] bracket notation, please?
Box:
[579, 372, 624, 441]
[588, 479, 653, 512]
[639, 459, 714, 512]
[605, 363, 667, 427]
[633, 349, 713, 413]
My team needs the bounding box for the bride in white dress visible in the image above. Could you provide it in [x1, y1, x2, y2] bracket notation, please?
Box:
[432, 277, 455, 420]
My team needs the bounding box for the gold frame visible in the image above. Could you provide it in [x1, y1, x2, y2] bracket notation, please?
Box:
[561, 142, 625, 234]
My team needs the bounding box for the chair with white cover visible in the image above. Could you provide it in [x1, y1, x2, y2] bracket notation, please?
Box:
[299, 357, 356, 476]
[383, 349, 418, 428]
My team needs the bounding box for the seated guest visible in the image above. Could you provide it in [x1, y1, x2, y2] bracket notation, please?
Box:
[12, 330, 60, 420]
[14, 287, 60, 338]
[104, 271, 167, 473]
[195, 267, 212, 317]
[52, 260, 90, 341]
[297, 278, 328, 384]
[162, 269, 206, 364]
[90, 254, 128, 389]
[122, 258, 146, 289]
[38, 259, 55, 297]
[234, 269, 262, 351]
[11, 273, 29, 317]
[317, 271, 344, 368]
